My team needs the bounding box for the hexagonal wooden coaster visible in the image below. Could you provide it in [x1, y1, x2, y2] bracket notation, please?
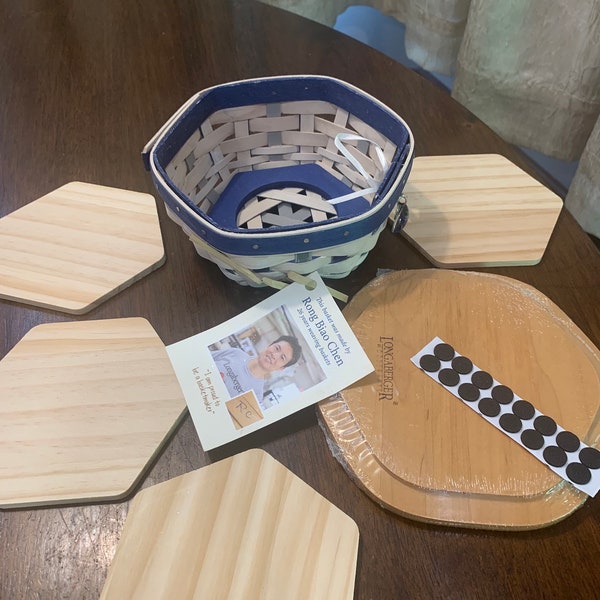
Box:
[402, 154, 563, 267]
[0, 317, 186, 508]
[0, 182, 165, 314]
[100, 449, 359, 600]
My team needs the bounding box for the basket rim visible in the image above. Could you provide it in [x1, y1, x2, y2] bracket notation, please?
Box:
[144, 75, 415, 253]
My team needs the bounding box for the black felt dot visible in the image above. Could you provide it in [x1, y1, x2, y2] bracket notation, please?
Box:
[579, 447, 600, 470]
[451, 356, 473, 374]
[556, 431, 580, 453]
[491, 385, 514, 404]
[438, 368, 460, 387]
[565, 462, 592, 485]
[521, 429, 544, 450]
[433, 343, 455, 362]
[479, 397, 500, 417]
[458, 383, 480, 402]
[499, 413, 522, 433]
[419, 354, 440, 373]
[543, 445, 567, 467]
[512, 400, 535, 420]
[471, 370, 493, 390]
[534, 415, 557, 436]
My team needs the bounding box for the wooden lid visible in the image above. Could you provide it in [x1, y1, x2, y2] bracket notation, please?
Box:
[318, 269, 600, 529]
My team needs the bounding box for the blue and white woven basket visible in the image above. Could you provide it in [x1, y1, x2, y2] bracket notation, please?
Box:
[143, 75, 414, 294]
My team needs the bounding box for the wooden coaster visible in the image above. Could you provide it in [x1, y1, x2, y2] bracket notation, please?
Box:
[0, 318, 186, 508]
[0, 182, 165, 314]
[318, 270, 600, 529]
[401, 154, 563, 267]
[100, 449, 359, 600]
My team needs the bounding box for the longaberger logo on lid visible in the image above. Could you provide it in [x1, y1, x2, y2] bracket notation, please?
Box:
[378, 336, 396, 404]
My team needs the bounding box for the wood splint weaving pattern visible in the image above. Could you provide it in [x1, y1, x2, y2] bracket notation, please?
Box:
[165, 100, 396, 217]
[238, 188, 336, 228]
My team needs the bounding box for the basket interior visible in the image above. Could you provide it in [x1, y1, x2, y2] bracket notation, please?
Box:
[164, 100, 400, 232]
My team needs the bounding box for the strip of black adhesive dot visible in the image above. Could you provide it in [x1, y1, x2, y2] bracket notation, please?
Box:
[580, 447, 600, 469]
[471, 370, 493, 390]
[512, 400, 535, 420]
[411, 337, 600, 497]
[543, 446, 568, 467]
[499, 413, 522, 434]
[491, 385, 514, 404]
[556, 431, 580, 453]
[458, 383, 479, 402]
[479, 397, 500, 417]
[438, 368, 460, 387]
[419, 354, 440, 373]
[452, 356, 473, 374]
[521, 429, 544, 450]
[433, 343, 455, 362]
[534, 415, 557, 436]
[566, 463, 591, 485]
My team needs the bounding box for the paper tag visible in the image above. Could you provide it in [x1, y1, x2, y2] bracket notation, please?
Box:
[167, 273, 373, 450]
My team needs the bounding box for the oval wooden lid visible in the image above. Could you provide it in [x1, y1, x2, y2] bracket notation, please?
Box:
[318, 269, 600, 529]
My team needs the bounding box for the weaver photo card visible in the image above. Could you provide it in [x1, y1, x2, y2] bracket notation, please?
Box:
[166, 273, 373, 450]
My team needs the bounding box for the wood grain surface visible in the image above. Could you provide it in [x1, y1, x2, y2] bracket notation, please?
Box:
[402, 154, 563, 267]
[1, 1, 600, 599]
[319, 269, 600, 529]
[0, 318, 186, 508]
[100, 449, 359, 600]
[0, 182, 165, 314]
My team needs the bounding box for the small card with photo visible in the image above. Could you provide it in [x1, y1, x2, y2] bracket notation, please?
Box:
[166, 273, 373, 450]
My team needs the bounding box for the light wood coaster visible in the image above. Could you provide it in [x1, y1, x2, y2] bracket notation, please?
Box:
[0, 182, 165, 314]
[318, 269, 600, 529]
[0, 318, 186, 508]
[401, 154, 563, 267]
[100, 449, 359, 600]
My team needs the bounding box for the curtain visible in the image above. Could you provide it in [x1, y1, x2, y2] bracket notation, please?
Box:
[259, 0, 600, 238]
[258, 0, 356, 28]
[565, 118, 600, 238]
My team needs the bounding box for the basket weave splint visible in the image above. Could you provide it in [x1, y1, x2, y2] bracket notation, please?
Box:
[143, 76, 414, 291]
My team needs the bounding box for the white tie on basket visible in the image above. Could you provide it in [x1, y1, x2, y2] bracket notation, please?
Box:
[327, 133, 389, 206]
[187, 232, 349, 303]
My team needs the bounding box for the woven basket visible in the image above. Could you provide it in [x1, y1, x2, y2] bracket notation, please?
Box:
[143, 75, 414, 292]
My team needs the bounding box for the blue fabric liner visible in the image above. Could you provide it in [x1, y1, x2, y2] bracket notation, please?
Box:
[209, 164, 369, 231]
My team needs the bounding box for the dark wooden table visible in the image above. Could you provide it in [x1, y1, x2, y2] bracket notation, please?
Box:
[1, 1, 600, 598]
